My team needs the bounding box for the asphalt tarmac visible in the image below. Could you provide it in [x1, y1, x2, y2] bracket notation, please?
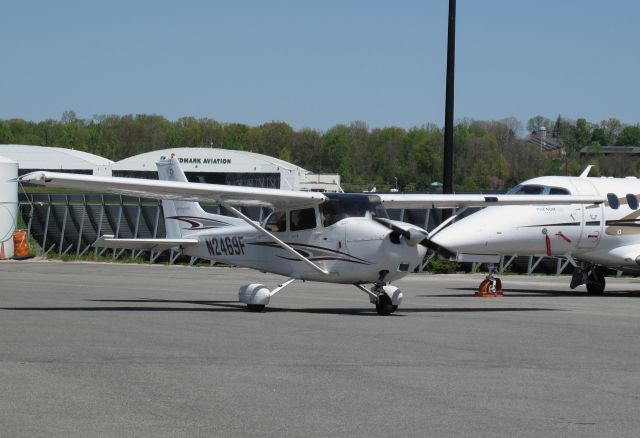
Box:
[1, 261, 639, 437]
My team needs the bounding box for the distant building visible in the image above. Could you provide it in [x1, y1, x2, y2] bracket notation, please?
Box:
[0, 144, 113, 175]
[529, 126, 562, 153]
[0, 145, 341, 192]
[579, 145, 640, 157]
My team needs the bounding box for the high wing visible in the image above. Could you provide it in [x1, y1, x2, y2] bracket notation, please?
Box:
[17, 171, 327, 209]
[377, 193, 605, 209]
[17, 171, 605, 210]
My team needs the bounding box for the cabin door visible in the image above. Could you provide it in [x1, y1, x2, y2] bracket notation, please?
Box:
[570, 179, 603, 249]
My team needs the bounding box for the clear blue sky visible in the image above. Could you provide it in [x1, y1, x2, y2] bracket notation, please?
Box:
[2, 0, 639, 131]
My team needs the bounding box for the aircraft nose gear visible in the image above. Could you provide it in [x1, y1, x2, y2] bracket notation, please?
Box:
[354, 284, 402, 315]
[570, 264, 606, 295]
[476, 265, 503, 297]
[375, 293, 394, 315]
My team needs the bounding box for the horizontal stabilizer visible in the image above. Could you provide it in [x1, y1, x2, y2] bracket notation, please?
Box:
[94, 235, 198, 251]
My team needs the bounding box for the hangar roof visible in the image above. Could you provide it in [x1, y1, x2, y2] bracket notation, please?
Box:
[0, 144, 113, 170]
[111, 147, 308, 174]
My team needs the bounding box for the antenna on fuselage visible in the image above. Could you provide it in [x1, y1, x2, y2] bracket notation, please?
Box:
[579, 165, 593, 178]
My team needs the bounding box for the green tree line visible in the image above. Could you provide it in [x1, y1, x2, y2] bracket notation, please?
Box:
[1, 111, 639, 191]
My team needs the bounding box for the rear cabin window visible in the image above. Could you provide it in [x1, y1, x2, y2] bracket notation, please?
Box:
[607, 193, 620, 210]
[290, 208, 317, 231]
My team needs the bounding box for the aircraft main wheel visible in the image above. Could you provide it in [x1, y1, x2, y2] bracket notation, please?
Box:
[586, 277, 605, 295]
[376, 294, 393, 315]
[586, 269, 605, 295]
[246, 304, 266, 312]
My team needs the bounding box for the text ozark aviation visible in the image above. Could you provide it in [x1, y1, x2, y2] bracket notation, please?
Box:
[205, 235, 246, 257]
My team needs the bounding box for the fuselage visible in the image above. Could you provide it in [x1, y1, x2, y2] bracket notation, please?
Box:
[176, 193, 428, 284]
[431, 175, 640, 271]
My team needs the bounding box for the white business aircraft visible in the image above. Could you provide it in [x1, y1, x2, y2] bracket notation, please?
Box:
[430, 166, 640, 295]
[17, 157, 603, 314]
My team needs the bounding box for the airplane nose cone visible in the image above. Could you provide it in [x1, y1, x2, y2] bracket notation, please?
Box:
[431, 223, 483, 254]
[430, 209, 500, 255]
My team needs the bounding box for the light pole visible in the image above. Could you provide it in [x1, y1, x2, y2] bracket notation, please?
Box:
[442, 0, 456, 219]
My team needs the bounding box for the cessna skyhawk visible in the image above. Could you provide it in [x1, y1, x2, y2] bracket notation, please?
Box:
[430, 166, 640, 295]
[17, 157, 603, 314]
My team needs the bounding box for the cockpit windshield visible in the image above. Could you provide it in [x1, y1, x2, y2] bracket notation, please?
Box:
[507, 184, 570, 195]
[320, 193, 389, 227]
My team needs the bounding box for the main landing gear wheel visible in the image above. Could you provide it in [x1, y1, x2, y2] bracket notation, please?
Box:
[570, 265, 606, 295]
[586, 269, 605, 295]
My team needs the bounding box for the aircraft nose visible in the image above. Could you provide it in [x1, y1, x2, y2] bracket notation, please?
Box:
[430, 212, 496, 255]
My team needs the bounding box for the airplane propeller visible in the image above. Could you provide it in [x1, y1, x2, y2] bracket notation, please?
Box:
[373, 217, 427, 245]
[418, 237, 456, 258]
[373, 217, 455, 257]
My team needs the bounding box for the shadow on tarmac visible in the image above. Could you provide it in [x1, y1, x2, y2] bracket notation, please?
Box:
[426, 287, 640, 298]
[0, 297, 559, 316]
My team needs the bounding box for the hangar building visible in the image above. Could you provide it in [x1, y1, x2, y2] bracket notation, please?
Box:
[0, 145, 341, 191]
[110, 147, 341, 191]
[0, 144, 113, 176]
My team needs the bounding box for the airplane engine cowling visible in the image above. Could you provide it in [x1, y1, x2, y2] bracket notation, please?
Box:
[239, 284, 271, 306]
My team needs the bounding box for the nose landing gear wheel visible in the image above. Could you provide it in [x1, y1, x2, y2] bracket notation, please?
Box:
[376, 294, 394, 315]
[246, 304, 266, 312]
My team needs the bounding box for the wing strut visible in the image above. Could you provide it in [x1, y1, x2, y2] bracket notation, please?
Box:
[223, 204, 330, 276]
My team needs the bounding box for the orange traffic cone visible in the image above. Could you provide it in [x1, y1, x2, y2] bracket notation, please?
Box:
[0, 241, 5, 260]
[13, 230, 31, 259]
[475, 277, 504, 297]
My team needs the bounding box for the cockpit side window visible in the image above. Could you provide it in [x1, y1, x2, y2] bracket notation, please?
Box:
[507, 184, 545, 195]
[290, 207, 317, 231]
[507, 184, 570, 195]
[265, 211, 287, 232]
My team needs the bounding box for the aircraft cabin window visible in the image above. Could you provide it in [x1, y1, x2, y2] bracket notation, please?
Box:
[320, 194, 389, 227]
[627, 194, 639, 210]
[290, 208, 317, 231]
[549, 187, 570, 195]
[508, 184, 545, 195]
[607, 193, 620, 210]
[265, 211, 287, 232]
[508, 185, 571, 195]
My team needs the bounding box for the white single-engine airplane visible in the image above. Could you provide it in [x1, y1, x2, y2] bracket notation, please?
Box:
[18, 157, 603, 314]
[430, 166, 640, 295]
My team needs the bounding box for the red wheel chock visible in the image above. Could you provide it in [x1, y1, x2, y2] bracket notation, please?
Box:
[475, 277, 504, 297]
